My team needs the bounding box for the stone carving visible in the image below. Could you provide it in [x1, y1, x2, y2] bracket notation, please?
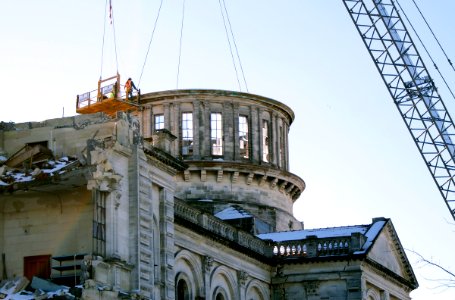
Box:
[238, 270, 248, 286]
[203, 256, 213, 272]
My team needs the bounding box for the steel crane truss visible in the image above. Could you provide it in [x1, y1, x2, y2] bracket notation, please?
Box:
[342, 0, 455, 220]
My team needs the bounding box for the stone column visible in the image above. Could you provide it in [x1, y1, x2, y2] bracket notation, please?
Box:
[233, 103, 240, 161]
[193, 99, 201, 159]
[202, 101, 211, 159]
[160, 189, 175, 299]
[237, 270, 247, 300]
[257, 108, 264, 165]
[141, 106, 152, 138]
[250, 106, 259, 163]
[284, 122, 290, 171]
[271, 112, 278, 166]
[203, 256, 213, 299]
[223, 101, 234, 160]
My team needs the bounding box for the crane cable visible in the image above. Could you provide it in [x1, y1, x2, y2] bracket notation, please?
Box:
[395, 0, 455, 100]
[138, 0, 164, 87]
[218, 0, 248, 92]
[410, 0, 455, 73]
[100, 0, 120, 79]
[221, 0, 248, 92]
[176, 0, 186, 89]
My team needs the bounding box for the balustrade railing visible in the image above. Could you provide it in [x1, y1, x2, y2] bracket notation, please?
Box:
[272, 237, 352, 258]
[174, 199, 270, 256]
[175, 199, 363, 260]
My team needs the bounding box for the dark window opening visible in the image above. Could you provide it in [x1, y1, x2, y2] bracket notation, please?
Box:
[93, 191, 106, 257]
[182, 112, 193, 156]
[177, 278, 190, 300]
[239, 115, 249, 159]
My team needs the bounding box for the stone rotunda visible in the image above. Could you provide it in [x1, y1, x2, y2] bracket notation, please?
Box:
[138, 89, 305, 233]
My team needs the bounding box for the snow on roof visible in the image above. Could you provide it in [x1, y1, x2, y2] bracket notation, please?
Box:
[257, 219, 387, 254]
[0, 156, 79, 186]
[215, 206, 252, 220]
[257, 225, 369, 242]
[354, 219, 386, 254]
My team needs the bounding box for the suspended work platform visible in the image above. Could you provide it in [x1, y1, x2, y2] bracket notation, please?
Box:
[76, 74, 140, 117]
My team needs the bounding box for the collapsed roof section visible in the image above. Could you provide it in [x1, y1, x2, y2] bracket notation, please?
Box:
[0, 112, 187, 194]
[0, 154, 84, 194]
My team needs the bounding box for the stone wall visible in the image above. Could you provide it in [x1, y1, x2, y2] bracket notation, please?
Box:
[174, 223, 271, 300]
[1, 187, 92, 279]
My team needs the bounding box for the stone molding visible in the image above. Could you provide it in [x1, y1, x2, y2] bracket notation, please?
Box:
[179, 161, 304, 201]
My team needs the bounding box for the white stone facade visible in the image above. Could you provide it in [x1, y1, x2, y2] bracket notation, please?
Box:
[0, 90, 417, 300]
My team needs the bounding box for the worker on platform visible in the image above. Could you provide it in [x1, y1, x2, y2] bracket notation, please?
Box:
[124, 78, 139, 100]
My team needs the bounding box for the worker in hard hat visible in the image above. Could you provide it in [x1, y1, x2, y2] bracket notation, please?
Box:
[125, 78, 139, 100]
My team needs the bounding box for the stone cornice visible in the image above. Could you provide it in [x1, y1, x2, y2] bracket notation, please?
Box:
[180, 160, 305, 201]
[139, 89, 295, 125]
[143, 146, 188, 172]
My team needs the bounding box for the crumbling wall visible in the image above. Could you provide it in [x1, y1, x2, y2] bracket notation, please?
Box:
[1, 113, 114, 162]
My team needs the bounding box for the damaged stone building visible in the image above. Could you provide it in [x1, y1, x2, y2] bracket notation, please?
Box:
[0, 89, 418, 299]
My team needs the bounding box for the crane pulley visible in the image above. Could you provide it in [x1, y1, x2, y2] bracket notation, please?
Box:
[342, 0, 455, 221]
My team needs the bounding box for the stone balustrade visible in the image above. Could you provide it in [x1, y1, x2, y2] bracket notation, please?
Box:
[175, 199, 367, 260]
[175, 199, 271, 257]
[272, 236, 356, 258]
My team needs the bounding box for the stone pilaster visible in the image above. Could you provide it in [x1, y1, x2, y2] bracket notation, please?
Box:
[193, 99, 201, 159]
[160, 189, 175, 299]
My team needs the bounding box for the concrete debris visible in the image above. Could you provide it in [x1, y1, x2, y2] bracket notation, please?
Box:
[0, 277, 142, 300]
[0, 156, 81, 192]
[0, 277, 30, 297]
[31, 277, 64, 293]
[0, 277, 78, 300]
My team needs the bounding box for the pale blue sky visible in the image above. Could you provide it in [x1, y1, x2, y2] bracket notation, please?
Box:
[1, 1, 455, 299]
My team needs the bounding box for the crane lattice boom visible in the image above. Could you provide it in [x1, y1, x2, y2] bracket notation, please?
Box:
[342, 0, 455, 221]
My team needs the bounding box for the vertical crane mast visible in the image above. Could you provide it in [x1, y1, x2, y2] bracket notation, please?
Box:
[342, 0, 455, 221]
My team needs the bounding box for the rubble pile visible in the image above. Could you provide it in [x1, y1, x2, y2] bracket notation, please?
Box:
[0, 277, 80, 300]
[0, 156, 81, 193]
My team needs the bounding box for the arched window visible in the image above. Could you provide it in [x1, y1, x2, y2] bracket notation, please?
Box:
[213, 286, 229, 300]
[176, 279, 190, 300]
[215, 293, 225, 300]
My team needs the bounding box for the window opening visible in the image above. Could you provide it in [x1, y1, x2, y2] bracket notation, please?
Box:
[211, 113, 223, 156]
[215, 293, 226, 300]
[239, 115, 249, 159]
[182, 112, 193, 156]
[93, 191, 106, 257]
[154, 114, 164, 131]
[176, 279, 190, 300]
[262, 120, 269, 162]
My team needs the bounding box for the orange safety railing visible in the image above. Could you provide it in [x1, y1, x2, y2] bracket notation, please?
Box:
[76, 74, 140, 111]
